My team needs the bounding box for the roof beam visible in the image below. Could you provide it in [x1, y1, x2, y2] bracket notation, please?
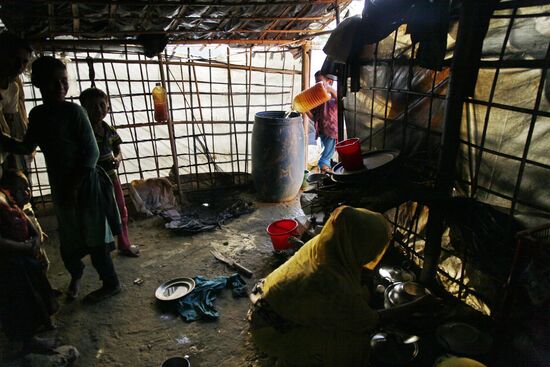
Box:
[38, 29, 326, 37]
[34, 38, 303, 46]
[0, 13, 329, 22]
[258, 5, 292, 40]
[71, 3, 79, 34]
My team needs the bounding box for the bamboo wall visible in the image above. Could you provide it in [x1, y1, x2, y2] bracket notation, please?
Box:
[23, 44, 302, 205]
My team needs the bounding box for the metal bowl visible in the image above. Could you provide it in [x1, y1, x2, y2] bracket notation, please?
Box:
[155, 277, 195, 301]
[384, 281, 429, 309]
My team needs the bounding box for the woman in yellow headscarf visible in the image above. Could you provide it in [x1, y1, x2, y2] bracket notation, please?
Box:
[249, 206, 435, 366]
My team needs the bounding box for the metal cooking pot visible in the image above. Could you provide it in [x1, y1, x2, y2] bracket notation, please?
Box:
[376, 266, 416, 292]
[384, 281, 429, 309]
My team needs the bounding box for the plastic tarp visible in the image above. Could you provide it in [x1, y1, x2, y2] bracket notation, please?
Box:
[344, 5, 550, 226]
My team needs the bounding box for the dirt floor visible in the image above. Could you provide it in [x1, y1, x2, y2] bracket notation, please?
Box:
[1, 191, 305, 367]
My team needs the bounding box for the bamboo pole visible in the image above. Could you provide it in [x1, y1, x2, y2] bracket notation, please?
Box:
[60, 56, 301, 75]
[137, 53, 161, 178]
[157, 53, 183, 198]
[109, 60, 144, 178]
[301, 41, 311, 169]
[191, 63, 217, 180]
[98, 45, 130, 185]
[245, 47, 253, 176]
[28, 51, 300, 76]
[7, 14, 329, 22]
[226, 47, 241, 180]
[208, 49, 216, 172]
[40, 29, 329, 37]
[35, 39, 303, 47]
[421, 0, 499, 284]
[187, 47, 200, 190]
[177, 56, 194, 188]
[264, 47, 268, 112]
[123, 43, 142, 180]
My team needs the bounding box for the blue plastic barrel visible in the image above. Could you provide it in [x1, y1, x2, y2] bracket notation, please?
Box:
[252, 111, 305, 202]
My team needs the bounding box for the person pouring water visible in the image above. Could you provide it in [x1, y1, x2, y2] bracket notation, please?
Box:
[305, 71, 338, 174]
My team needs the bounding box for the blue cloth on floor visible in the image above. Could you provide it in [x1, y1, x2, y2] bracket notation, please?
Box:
[177, 274, 247, 322]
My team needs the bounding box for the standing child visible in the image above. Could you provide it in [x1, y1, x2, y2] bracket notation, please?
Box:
[306, 71, 338, 174]
[79, 88, 140, 257]
[0, 56, 121, 303]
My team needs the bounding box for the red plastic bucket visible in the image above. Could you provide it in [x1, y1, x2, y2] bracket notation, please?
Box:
[336, 138, 364, 171]
[266, 219, 299, 251]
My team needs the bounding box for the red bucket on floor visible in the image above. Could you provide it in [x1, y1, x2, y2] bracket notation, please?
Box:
[336, 138, 364, 171]
[266, 219, 299, 251]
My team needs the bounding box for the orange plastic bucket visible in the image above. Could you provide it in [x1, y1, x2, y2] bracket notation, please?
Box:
[266, 219, 299, 251]
[292, 82, 331, 113]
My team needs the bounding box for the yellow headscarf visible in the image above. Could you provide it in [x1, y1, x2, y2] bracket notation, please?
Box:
[434, 356, 487, 367]
[261, 206, 391, 332]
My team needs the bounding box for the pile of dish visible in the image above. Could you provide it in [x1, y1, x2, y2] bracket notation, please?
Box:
[370, 329, 420, 365]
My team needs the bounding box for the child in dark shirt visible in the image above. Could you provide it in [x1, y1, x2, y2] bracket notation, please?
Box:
[79, 88, 140, 257]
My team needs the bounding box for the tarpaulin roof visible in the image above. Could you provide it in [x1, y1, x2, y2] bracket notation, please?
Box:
[0, 0, 350, 45]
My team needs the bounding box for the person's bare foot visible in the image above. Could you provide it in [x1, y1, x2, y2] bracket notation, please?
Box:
[119, 245, 140, 258]
[66, 277, 81, 300]
[320, 165, 333, 174]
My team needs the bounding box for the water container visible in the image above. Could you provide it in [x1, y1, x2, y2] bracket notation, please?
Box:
[152, 83, 169, 122]
[252, 111, 305, 202]
[292, 82, 331, 113]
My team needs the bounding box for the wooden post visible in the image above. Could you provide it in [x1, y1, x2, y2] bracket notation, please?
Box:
[421, 0, 498, 283]
[337, 64, 346, 142]
[301, 41, 311, 169]
[157, 53, 183, 198]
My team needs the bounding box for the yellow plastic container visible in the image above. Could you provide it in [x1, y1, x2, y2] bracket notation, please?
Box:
[152, 83, 169, 122]
[292, 82, 331, 113]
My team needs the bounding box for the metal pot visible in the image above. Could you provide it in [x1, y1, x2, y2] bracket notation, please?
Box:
[376, 266, 416, 292]
[384, 281, 428, 309]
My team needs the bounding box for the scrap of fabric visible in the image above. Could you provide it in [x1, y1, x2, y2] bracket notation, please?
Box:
[177, 274, 247, 322]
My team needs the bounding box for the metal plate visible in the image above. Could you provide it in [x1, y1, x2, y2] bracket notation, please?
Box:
[155, 277, 195, 301]
[306, 173, 328, 184]
[436, 322, 493, 356]
[331, 149, 400, 183]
